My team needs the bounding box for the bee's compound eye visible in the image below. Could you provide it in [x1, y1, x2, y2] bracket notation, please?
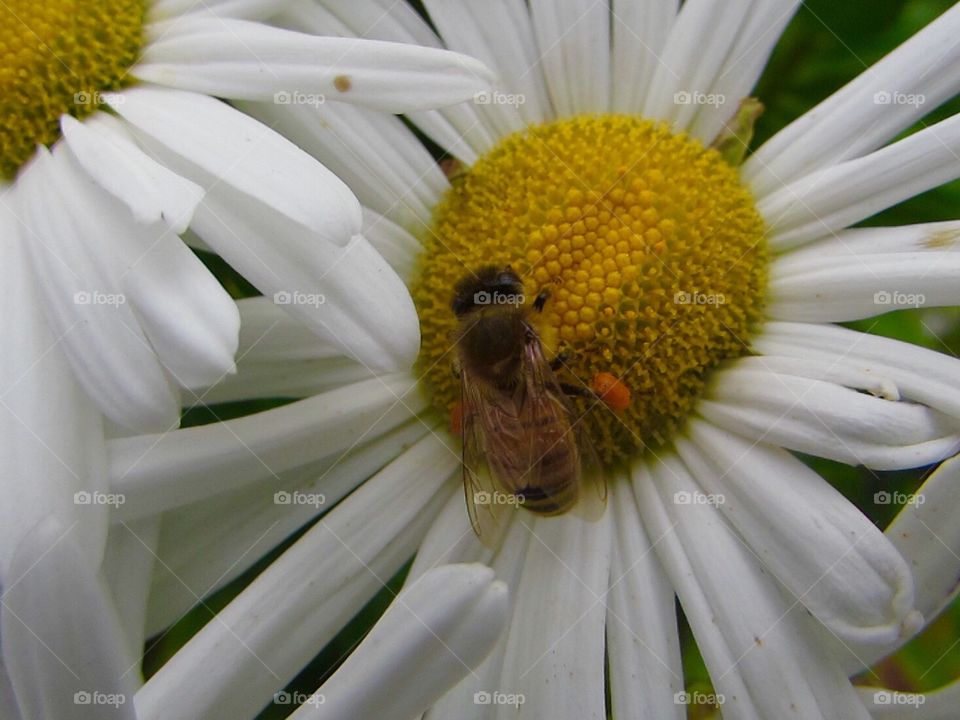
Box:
[591, 372, 631, 411]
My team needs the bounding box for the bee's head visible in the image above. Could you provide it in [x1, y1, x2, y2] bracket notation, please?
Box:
[451, 266, 525, 317]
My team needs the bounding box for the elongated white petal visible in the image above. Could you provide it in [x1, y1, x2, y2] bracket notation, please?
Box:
[60, 113, 203, 234]
[688, 0, 801, 143]
[759, 114, 960, 250]
[769, 252, 960, 321]
[148, 0, 285, 22]
[135, 434, 457, 720]
[0, 200, 109, 577]
[116, 223, 240, 391]
[361, 207, 423, 283]
[423, 517, 531, 720]
[886, 455, 960, 623]
[102, 518, 160, 664]
[16, 147, 179, 433]
[755, 321, 960, 422]
[407, 489, 492, 583]
[642, 0, 752, 129]
[423, 0, 551, 125]
[110, 374, 426, 519]
[496, 510, 611, 720]
[606, 478, 683, 720]
[299, 564, 507, 720]
[529, 0, 610, 116]
[746, 3, 960, 196]
[238, 98, 444, 234]
[2, 518, 138, 720]
[0, 657, 22, 720]
[634, 457, 872, 719]
[198, 203, 420, 371]
[770, 222, 960, 275]
[611, 0, 677, 114]
[145, 419, 430, 635]
[680, 420, 920, 647]
[137, 17, 494, 112]
[701, 364, 960, 470]
[279, 0, 495, 161]
[836, 455, 960, 676]
[112, 85, 361, 244]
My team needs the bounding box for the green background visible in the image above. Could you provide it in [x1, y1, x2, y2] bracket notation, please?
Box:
[146, 1, 960, 717]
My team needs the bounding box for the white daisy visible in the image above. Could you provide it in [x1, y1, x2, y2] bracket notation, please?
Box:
[0, 0, 492, 433]
[31, 0, 960, 718]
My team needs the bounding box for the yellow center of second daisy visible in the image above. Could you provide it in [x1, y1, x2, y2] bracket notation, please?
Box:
[412, 115, 768, 466]
[0, 0, 146, 179]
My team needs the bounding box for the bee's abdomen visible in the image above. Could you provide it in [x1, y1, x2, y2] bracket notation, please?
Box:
[515, 431, 579, 515]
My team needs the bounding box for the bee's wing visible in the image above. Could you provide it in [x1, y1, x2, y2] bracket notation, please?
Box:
[460, 371, 514, 547]
[522, 331, 607, 520]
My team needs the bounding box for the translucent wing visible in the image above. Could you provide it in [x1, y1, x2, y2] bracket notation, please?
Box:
[460, 370, 515, 546]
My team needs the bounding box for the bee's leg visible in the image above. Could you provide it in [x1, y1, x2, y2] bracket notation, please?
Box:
[549, 350, 571, 372]
[533, 288, 551, 313]
[558, 382, 593, 398]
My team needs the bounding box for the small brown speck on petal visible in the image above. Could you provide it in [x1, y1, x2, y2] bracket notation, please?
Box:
[333, 75, 352, 92]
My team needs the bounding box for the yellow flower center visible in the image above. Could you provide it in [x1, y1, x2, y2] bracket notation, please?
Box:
[0, 0, 146, 179]
[412, 115, 768, 466]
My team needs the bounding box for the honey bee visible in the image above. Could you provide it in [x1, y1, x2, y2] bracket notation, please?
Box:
[451, 266, 607, 538]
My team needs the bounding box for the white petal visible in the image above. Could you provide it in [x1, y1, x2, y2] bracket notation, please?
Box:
[110, 374, 427, 519]
[301, 564, 507, 720]
[407, 490, 492, 583]
[529, 0, 610, 116]
[279, 0, 495, 161]
[60, 113, 203, 234]
[701, 363, 960, 470]
[112, 85, 361, 244]
[137, 17, 494, 112]
[496, 511, 611, 720]
[755, 321, 960, 422]
[680, 420, 919, 646]
[769, 252, 960, 321]
[634, 457, 872, 719]
[836, 455, 960, 675]
[642, 0, 752, 130]
[196, 204, 420, 371]
[606, 478, 683, 720]
[114, 220, 240, 391]
[238, 98, 444, 233]
[15, 146, 179, 433]
[188, 296, 362, 404]
[770, 222, 960, 275]
[134, 434, 457, 720]
[423, 0, 551, 125]
[102, 518, 160, 665]
[2, 518, 138, 720]
[687, 0, 801, 144]
[145, 419, 429, 635]
[610, 0, 678, 114]
[421, 517, 532, 720]
[282, 0, 444, 49]
[0, 199, 109, 577]
[148, 0, 284, 21]
[759, 114, 960, 250]
[746, 3, 960, 196]
[361, 207, 423, 283]
[886, 454, 960, 622]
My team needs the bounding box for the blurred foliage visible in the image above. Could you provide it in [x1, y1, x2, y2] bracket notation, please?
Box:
[148, 1, 960, 716]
